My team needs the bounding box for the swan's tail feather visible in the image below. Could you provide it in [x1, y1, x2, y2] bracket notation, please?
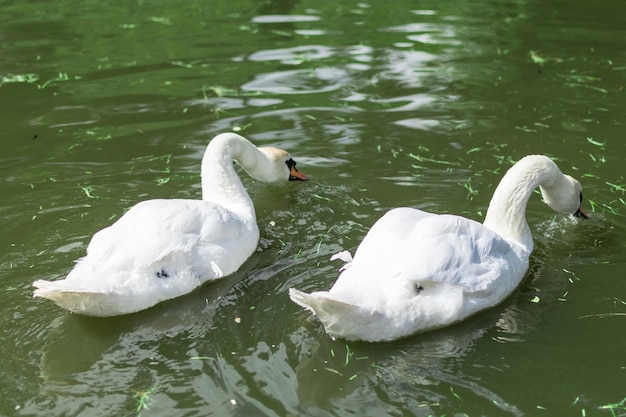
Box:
[33, 279, 101, 297]
[289, 288, 383, 341]
[288, 287, 317, 313]
[289, 288, 377, 323]
[33, 280, 123, 317]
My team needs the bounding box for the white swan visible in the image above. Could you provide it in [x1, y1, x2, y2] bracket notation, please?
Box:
[34, 132, 308, 317]
[289, 155, 588, 342]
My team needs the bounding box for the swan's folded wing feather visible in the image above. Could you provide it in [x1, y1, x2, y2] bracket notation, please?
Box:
[83, 199, 245, 270]
[342, 208, 523, 293]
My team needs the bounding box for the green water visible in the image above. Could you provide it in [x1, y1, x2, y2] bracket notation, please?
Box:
[1, 0, 625, 415]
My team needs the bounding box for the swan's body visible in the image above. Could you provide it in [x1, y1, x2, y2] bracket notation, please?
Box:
[290, 155, 587, 342]
[34, 133, 307, 316]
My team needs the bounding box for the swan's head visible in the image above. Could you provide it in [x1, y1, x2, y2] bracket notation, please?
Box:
[540, 174, 589, 219]
[253, 147, 309, 183]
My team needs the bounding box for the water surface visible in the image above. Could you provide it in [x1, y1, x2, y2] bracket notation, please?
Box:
[1, 0, 625, 416]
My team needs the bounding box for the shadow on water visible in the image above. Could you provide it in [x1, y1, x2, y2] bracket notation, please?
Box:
[207, 292, 532, 417]
[38, 263, 247, 377]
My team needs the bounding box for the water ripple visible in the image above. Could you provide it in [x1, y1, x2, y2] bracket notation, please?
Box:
[242, 67, 352, 94]
[252, 15, 321, 24]
[246, 45, 334, 63]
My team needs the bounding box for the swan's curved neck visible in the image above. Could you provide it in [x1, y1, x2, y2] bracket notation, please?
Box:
[483, 155, 563, 249]
[200, 134, 263, 220]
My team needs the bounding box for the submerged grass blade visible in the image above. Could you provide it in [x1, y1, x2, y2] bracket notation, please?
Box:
[324, 367, 343, 376]
[450, 386, 462, 401]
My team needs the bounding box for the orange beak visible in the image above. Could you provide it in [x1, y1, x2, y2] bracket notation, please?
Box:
[574, 205, 589, 219]
[289, 165, 309, 181]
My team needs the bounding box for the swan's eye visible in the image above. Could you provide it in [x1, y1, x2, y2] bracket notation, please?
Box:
[285, 159, 296, 170]
[579, 192, 583, 204]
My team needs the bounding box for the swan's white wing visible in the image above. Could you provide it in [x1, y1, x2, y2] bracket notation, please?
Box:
[334, 207, 524, 295]
[82, 199, 251, 274]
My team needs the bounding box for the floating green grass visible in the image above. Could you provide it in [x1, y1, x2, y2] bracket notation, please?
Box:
[38, 72, 82, 89]
[450, 386, 462, 401]
[606, 182, 626, 193]
[202, 85, 234, 99]
[599, 397, 626, 417]
[581, 173, 600, 179]
[344, 344, 353, 366]
[515, 125, 538, 133]
[202, 84, 264, 99]
[81, 186, 97, 199]
[0, 73, 39, 86]
[277, 238, 287, 254]
[324, 367, 343, 376]
[460, 178, 479, 200]
[148, 16, 171, 25]
[598, 201, 622, 216]
[170, 60, 197, 69]
[529, 50, 563, 65]
[567, 83, 608, 94]
[132, 385, 159, 416]
[233, 123, 252, 132]
[407, 153, 460, 167]
[561, 268, 581, 284]
[312, 194, 332, 202]
[586, 137, 607, 148]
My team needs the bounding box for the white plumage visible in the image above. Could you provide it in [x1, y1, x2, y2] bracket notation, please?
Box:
[290, 155, 588, 342]
[34, 133, 307, 316]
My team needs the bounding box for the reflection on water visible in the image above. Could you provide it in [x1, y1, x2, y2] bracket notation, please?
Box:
[2, 0, 626, 415]
[34, 280, 533, 416]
